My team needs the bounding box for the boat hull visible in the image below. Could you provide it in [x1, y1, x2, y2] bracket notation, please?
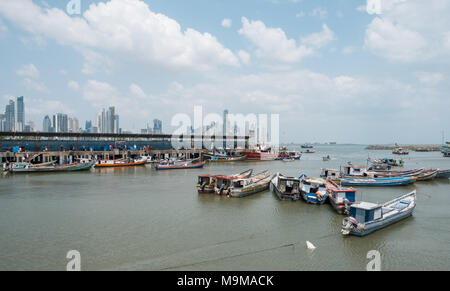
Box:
[301, 191, 328, 204]
[9, 162, 94, 173]
[341, 177, 416, 186]
[243, 151, 278, 161]
[95, 160, 147, 168]
[436, 169, 450, 179]
[347, 209, 414, 237]
[271, 183, 300, 201]
[156, 161, 206, 170]
[230, 181, 270, 198]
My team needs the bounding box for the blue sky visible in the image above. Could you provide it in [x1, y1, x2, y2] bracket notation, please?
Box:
[0, 0, 449, 144]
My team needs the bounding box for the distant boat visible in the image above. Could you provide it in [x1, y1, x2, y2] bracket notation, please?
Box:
[270, 173, 301, 201]
[242, 145, 278, 161]
[342, 190, 416, 237]
[303, 149, 315, 154]
[197, 169, 253, 194]
[301, 144, 314, 149]
[156, 160, 206, 170]
[207, 155, 246, 162]
[229, 171, 272, 198]
[95, 157, 147, 168]
[340, 176, 417, 186]
[373, 158, 404, 167]
[278, 150, 301, 160]
[326, 179, 356, 214]
[322, 155, 331, 161]
[9, 161, 94, 173]
[299, 177, 328, 204]
[392, 148, 409, 155]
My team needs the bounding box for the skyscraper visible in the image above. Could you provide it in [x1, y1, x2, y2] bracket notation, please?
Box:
[85, 120, 92, 133]
[114, 115, 120, 134]
[54, 113, 68, 133]
[0, 114, 5, 132]
[5, 100, 15, 132]
[14, 96, 25, 132]
[153, 119, 162, 134]
[96, 107, 119, 133]
[43, 115, 52, 132]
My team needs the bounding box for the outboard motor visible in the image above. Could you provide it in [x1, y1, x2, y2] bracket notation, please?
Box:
[219, 184, 225, 195]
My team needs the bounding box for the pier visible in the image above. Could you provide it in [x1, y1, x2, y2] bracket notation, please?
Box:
[0, 132, 250, 163]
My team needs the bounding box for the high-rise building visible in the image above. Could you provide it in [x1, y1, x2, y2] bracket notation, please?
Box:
[43, 115, 52, 132]
[5, 100, 15, 131]
[0, 114, 5, 132]
[96, 107, 119, 133]
[14, 96, 25, 132]
[223, 109, 228, 149]
[153, 119, 162, 134]
[114, 115, 119, 134]
[85, 120, 92, 133]
[54, 113, 68, 133]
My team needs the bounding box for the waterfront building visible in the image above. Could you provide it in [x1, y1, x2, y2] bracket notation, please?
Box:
[43, 115, 52, 132]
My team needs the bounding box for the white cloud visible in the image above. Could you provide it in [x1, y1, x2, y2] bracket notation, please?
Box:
[21, 78, 49, 92]
[364, 0, 450, 62]
[79, 49, 113, 75]
[16, 64, 40, 79]
[414, 72, 444, 85]
[239, 17, 314, 63]
[221, 18, 232, 28]
[300, 24, 336, 49]
[0, 0, 240, 71]
[238, 50, 251, 65]
[342, 46, 357, 55]
[68, 80, 80, 90]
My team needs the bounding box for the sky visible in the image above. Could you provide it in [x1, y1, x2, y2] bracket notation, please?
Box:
[0, 0, 449, 144]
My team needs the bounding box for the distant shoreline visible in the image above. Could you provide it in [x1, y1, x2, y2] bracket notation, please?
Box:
[365, 145, 442, 152]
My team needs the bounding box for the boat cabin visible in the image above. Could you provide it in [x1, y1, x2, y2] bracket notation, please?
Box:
[342, 165, 368, 177]
[348, 202, 382, 224]
[320, 168, 341, 179]
[198, 174, 215, 186]
[278, 177, 300, 193]
[301, 178, 326, 194]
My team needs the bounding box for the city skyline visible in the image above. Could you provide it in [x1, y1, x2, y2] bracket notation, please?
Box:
[0, 0, 449, 144]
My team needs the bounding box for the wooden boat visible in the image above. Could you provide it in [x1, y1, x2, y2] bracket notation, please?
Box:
[416, 169, 439, 181]
[365, 168, 423, 178]
[243, 146, 278, 161]
[215, 170, 268, 195]
[9, 161, 95, 173]
[392, 148, 409, 155]
[326, 179, 356, 214]
[229, 171, 272, 198]
[340, 176, 417, 186]
[95, 157, 147, 168]
[436, 169, 450, 179]
[197, 169, 253, 194]
[278, 151, 301, 160]
[342, 190, 416, 236]
[270, 173, 301, 201]
[207, 155, 246, 162]
[156, 160, 206, 170]
[299, 176, 328, 204]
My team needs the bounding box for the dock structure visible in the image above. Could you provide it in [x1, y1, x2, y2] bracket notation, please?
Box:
[0, 132, 250, 163]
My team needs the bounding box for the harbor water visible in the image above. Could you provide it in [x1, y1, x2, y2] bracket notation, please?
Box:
[1, 144, 449, 271]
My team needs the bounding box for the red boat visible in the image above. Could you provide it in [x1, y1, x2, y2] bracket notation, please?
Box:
[326, 179, 356, 214]
[243, 145, 278, 161]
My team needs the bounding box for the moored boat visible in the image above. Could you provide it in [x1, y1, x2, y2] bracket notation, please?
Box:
[229, 171, 272, 198]
[392, 148, 409, 155]
[372, 158, 404, 167]
[326, 179, 356, 214]
[207, 155, 246, 162]
[342, 190, 416, 237]
[156, 160, 206, 170]
[270, 173, 301, 201]
[436, 169, 450, 179]
[95, 157, 147, 168]
[9, 161, 95, 173]
[243, 146, 279, 161]
[197, 169, 253, 194]
[340, 176, 417, 186]
[299, 176, 328, 204]
[416, 169, 439, 181]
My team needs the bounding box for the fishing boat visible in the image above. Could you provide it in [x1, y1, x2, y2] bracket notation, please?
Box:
[340, 176, 417, 186]
[322, 155, 331, 161]
[372, 158, 404, 167]
[368, 163, 391, 171]
[303, 149, 315, 154]
[215, 170, 268, 195]
[229, 171, 272, 198]
[301, 144, 313, 149]
[326, 179, 357, 214]
[197, 169, 253, 194]
[299, 176, 328, 204]
[155, 160, 206, 170]
[365, 168, 424, 178]
[436, 169, 450, 179]
[392, 148, 409, 155]
[341, 190, 416, 237]
[95, 157, 147, 168]
[278, 150, 301, 160]
[208, 155, 246, 162]
[9, 161, 95, 173]
[416, 169, 439, 181]
[320, 168, 341, 181]
[242, 145, 278, 161]
[270, 173, 301, 201]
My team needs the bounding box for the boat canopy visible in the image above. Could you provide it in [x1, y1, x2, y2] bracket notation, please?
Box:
[349, 202, 382, 223]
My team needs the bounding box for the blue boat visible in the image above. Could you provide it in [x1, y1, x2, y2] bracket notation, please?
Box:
[341, 190, 416, 236]
[299, 176, 328, 204]
[340, 176, 417, 186]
